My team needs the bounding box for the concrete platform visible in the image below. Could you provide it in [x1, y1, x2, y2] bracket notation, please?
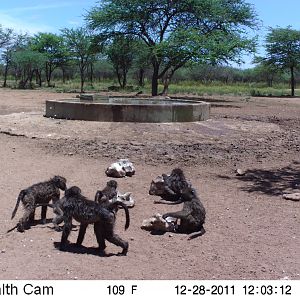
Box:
[45, 97, 210, 122]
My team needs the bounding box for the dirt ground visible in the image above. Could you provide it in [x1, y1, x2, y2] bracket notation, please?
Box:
[0, 89, 299, 280]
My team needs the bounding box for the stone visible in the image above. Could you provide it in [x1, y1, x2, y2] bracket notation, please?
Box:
[282, 193, 300, 201]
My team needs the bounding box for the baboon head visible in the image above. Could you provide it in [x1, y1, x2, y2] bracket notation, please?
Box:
[180, 186, 196, 201]
[52, 176, 67, 191]
[64, 186, 81, 197]
[106, 180, 118, 189]
[170, 168, 184, 177]
[149, 175, 165, 195]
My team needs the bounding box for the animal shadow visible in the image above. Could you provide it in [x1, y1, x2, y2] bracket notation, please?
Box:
[53, 242, 118, 257]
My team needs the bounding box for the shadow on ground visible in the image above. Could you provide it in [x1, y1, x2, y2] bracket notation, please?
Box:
[218, 161, 300, 196]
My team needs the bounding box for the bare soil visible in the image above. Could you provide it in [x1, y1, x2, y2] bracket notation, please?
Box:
[0, 89, 299, 280]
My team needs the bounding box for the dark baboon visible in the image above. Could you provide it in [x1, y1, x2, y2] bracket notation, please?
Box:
[37, 186, 81, 231]
[149, 168, 191, 203]
[162, 186, 206, 239]
[60, 186, 129, 256]
[11, 175, 67, 232]
[94, 180, 118, 203]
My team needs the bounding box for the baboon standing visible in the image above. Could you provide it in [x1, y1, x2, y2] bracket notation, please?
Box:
[60, 186, 129, 256]
[11, 176, 67, 232]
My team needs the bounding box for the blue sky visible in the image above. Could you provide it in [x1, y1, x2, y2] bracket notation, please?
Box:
[1, 0, 300, 68]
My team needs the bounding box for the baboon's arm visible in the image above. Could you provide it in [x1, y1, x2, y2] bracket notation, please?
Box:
[163, 210, 190, 219]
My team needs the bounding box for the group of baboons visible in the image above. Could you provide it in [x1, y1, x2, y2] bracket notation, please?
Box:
[9, 168, 206, 256]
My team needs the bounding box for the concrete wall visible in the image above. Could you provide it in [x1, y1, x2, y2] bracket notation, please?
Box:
[45, 99, 210, 123]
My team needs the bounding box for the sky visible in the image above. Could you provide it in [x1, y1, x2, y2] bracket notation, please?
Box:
[1, 0, 300, 68]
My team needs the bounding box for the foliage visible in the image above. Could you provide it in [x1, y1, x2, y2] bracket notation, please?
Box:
[106, 36, 137, 88]
[30, 33, 68, 86]
[86, 0, 258, 95]
[261, 26, 300, 96]
[11, 49, 47, 89]
[61, 27, 95, 92]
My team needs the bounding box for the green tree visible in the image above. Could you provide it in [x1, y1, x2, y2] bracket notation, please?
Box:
[263, 27, 300, 96]
[12, 49, 47, 89]
[86, 0, 258, 96]
[61, 27, 96, 93]
[106, 36, 136, 88]
[1, 32, 30, 87]
[30, 32, 68, 87]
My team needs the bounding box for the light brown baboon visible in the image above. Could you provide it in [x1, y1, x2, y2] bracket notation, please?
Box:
[11, 176, 67, 232]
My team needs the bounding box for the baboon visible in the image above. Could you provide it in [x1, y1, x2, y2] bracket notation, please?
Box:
[60, 186, 129, 256]
[36, 186, 81, 231]
[162, 186, 206, 239]
[149, 168, 191, 203]
[94, 180, 118, 203]
[11, 175, 67, 232]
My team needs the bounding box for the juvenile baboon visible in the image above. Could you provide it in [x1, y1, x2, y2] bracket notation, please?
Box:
[11, 175, 67, 232]
[149, 168, 191, 203]
[162, 186, 206, 239]
[37, 186, 81, 231]
[60, 186, 129, 256]
[94, 180, 118, 203]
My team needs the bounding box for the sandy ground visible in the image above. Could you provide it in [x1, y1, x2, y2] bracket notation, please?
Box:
[0, 89, 299, 280]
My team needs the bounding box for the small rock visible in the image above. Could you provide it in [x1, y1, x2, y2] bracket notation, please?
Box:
[283, 193, 300, 201]
[235, 168, 246, 176]
[68, 152, 74, 156]
[169, 234, 173, 237]
[130, 237, 134, 241]
[1, 249, 6, 253]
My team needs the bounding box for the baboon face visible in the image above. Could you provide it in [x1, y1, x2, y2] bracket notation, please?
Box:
[53, 176, 67, 190]
[149, 176, 165, 195]
[107, 180, 118, 189]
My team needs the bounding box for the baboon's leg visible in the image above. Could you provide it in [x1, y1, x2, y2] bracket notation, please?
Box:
[52, 206, 64, 231]
[29, 208, 36, 223]
[41, 205, 47, 224]
[94, 222, 106, 254]
[106, 233, 129, 256]
[76, 223, 88, 246]
[18, 204, 35, 232]
[60, 217, 72, 250]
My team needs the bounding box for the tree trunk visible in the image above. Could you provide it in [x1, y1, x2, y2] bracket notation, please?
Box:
[138, 68, 145, 86]
[151, 64, 159, 96]
[3, 64, 9, 88]
[290, 66, 295, 96]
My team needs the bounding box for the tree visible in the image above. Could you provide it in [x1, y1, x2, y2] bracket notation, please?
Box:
[0, 25, 13, 48]
[61, 27, 96, 93]
[30, 33, 68, 87]
[1, 32, 30, 87]
[262, 27, 300, 96]
[86, 0, 258, 96]
[12, 49, 47, 89]
[106, 36, 136, 88]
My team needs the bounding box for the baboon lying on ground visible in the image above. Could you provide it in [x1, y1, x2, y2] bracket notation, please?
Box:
[149, 168, 191, 204]
[60, 186, 129, 256]
[162, 186, 206, 240]
[11, 175, 67, 232]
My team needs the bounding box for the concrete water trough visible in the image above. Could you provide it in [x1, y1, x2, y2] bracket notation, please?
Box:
[45, 96, 210, 123]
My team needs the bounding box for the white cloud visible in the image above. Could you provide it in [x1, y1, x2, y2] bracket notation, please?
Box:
[0, 12, 54, 34]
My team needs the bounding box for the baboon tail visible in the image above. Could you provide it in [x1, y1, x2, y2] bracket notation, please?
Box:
[11, 189, 26, 220]
[114, 201, 130, 230]
[187, 227, 206, 240]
